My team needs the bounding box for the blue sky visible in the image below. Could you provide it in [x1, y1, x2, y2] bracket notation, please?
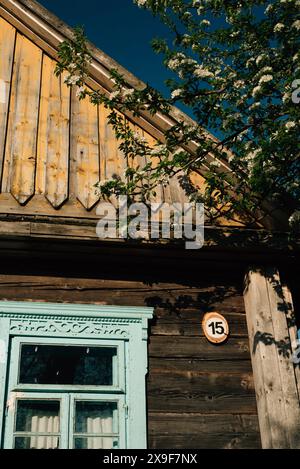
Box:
[39, 0, 172, 97]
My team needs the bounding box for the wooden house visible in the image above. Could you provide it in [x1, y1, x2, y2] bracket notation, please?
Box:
[0, 0, 300, 449]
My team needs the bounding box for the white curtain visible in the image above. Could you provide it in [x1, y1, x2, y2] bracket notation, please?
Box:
[86, 408, 113, 449]
[30, 413, 59, 449]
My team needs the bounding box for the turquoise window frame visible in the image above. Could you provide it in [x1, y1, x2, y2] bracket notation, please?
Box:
[0, 301, 153, 449]
[4, 392, 126, 449]
[8, 336, 126, 393]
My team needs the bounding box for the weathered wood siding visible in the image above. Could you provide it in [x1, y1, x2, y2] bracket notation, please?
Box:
[0, 257, 261, 449]
[0, 17, 195, 216]
[0, 14, 252, 229]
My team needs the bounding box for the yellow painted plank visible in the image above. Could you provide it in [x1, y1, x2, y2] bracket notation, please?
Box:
[72, 89, 100, 210]
[36, 55, 70, 208]
[2, 33, 42, 204]
[99, 105, 127, 181]
[0, 18, 16, 183]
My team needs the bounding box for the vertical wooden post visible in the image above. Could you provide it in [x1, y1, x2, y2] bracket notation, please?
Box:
[244, 267, 300, 448]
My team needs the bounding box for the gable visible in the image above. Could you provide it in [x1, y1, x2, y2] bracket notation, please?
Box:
[0, 0, 289, 239]
[0, 16, 203, 214]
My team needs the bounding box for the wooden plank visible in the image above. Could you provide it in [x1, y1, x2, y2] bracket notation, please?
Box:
[0, 17, 15, 181]
[0, 220, 30, 235]
[36, 54, 70, 208]
[149, 336, 250, 360]
[154, 299, 246, 317]
[2, 33, 42, 204]
[244, 267, 300, 448]
[148, 373, 257, 414]
[151, 317, 247, 337]
[99, 105, 126, 181]
[148, 413, 260, 435]
[281, 284, 300, 400]
[0, 274, 233, 305]
[148, 370, 255, 394]
[149, 433, 260, 449]
[149, 357, 253, 374]
[0, 193, 100, 218]
[148, 413, 261, 448]
[71, 89, 100, 210]
[151, 313, 248, 337]
[30, 221, 97, 239]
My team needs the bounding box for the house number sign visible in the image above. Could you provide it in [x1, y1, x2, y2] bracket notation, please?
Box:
[202, 312, 229, 344]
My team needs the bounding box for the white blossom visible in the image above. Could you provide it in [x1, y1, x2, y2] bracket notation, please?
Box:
[234, 80, 245, 89]
[181, 34, 191, 46]
[252, 85, 263, 97]
[150, 144, 167, 156]
[274, 23, 285, 32]
[76, 86, 85, 97]
[135, 0, 147, 7]
[171, 88, 184, 99]
[249, 102, 261, 110]
[285, 121, 296, 130]
[265, 4, 273, 14]
[255, 54, 268, 66]
[282, 92, 290, 103]
[167, 53, 185, 71]
[133, 131, 147, 144]
[210, 160, 221, 168]
[193, 65, 214, 79]
[289, 211, 300, 227]
[200, 19, 211, 27]
[246, 57, 255, 68]
[122, 88, 135, 97]
[259, 66, 273, 74]
[64, 74, 81, 85]
[258, 74, 273, 85]
[245, 148, 261, 170]
[292, 20, 300, 30]
[109, 90, 120, 100]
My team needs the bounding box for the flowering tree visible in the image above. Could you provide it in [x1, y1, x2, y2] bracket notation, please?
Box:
[55, 0, 300, 228]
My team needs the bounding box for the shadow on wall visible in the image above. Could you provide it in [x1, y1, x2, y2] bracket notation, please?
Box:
[243, 266, 299, 365]
[144, 285, 239, 317]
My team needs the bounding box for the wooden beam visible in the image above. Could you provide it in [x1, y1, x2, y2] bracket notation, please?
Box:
[244, 267, 300, 448]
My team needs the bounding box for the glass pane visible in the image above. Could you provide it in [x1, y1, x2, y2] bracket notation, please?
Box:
[74, 437, 118, 449]
[16, 400, 60, 433]
[75, 401, 118, 434]
[19, 345, 116, 385]
[14, 436, 59, 449]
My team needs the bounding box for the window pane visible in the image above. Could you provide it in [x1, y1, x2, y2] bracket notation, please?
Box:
[74, 437, 118, 449]
[75, 401, 118, 434]
[14, 436, 59, 449]
[19, 345, 116, 385]
[16, 400, 60, 433]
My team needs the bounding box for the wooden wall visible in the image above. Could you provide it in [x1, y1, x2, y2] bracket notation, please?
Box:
[0, 251, 261, 449]
[0, 13, 253, 229]
[0, 16, 191, 217]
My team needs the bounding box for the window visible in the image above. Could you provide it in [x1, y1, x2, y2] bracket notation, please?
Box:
[0, 302, 153, 449]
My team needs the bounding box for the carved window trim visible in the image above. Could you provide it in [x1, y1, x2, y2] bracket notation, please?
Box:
[0, 301, 153, 449]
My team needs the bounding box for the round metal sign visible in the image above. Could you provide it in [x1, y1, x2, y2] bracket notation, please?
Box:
[202, 312, 229, 344]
